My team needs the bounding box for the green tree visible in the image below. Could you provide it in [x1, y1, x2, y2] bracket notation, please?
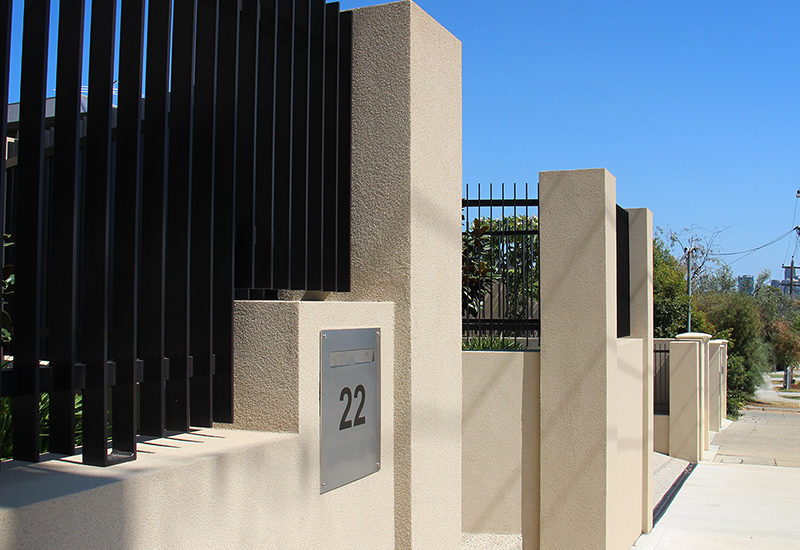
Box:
[653, 237, 712, 337]
[696, 292, 769, 409]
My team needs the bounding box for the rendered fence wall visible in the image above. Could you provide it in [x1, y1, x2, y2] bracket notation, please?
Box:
[461, 351, 539, 541]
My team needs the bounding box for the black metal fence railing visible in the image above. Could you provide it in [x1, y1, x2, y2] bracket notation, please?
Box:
[1, 0, 351, 468]
[462, 183, 539, 345]
[654, 341, 670, 415]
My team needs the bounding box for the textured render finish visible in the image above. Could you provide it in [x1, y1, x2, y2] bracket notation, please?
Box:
[539, 169, 618, 550]
[669, 340, 702, 462]
[676, 333, 712, 452]
[1, 303, 395, 550]
[613, 337, 646, 550]
[321, 3, 463, 548]
[461, 351, 540, 543]
[628, 207, 654, 533]
[230, 302, 300, 432]
[0, 430, 393, 549]
[654, 415, 670, 454]
[408, 3, 463, 548]
[708, 341, 726, 431]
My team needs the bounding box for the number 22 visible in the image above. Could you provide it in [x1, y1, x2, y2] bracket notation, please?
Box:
[339, 385, 366, 430]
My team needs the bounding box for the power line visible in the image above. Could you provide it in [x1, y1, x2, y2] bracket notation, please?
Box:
[711, 227, 799, 257]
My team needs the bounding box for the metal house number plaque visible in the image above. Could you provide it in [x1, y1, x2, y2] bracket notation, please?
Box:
[320, 328, 381, 493]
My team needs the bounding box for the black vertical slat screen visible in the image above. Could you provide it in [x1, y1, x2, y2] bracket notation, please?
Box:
[272, 0, 294, 290]
[139, 0, 173, 437]
[165, 0, 197, 433]
[306, 0, 326, 291]
[211, 0, 239, 423]
[1, 0, 351, 467]
[254, 0, 276, 290]
[290, 0, 311, 290]
[190, 0, 220, 428]
[49, 0, 85, 456]
[0, 2, 10, 427]
[616, 205, 631, 338]
[336, 10, 352, 292]
[322, 3, 339, 291]
[112, 0, 146, 458]
[82, 0, 122, 466]
[234, 0, 259, 292]
[13, 0, 50, 463]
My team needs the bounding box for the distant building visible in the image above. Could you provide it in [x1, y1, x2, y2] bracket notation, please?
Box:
[737, 275, 754, 296]
[771, 280, 782, 289]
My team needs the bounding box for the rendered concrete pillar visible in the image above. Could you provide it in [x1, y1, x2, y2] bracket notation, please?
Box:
[676, 332, 711, 452]
[628, 208, 654, 534]
[709, 341, 725, 431]
[539, 169, 619, 550]
[668, 339, 702, 462]
[327, 3, 463, 547]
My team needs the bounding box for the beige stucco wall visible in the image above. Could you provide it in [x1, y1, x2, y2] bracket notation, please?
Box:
[654, 415, 670, 454]
[668, 339, 702, 462]
[311, 3, 464, 547]
[539, 168, 648, 550]
[461, 351, 539, 544]
[612, 337, 646, 550]
[709, 340, 726, 431]
[627, 207, 654, 533]
[1, 301, 395, 550]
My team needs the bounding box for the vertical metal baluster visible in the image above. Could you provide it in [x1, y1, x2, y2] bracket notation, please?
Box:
[320, 2, 338, 291]
[83, 0, 122, 466]
[190, 0, 220, 428]
[289, 0, 310, 289]
[49, 0, 86, 456]
[112, 0, 146, 457]
[212, 0, 239, 423]
[164, 0, 197, 433]
[234, 0, 259, 293]
[139, 0, 173, 437]
[0, 4, 10, 459]
[305, 0, 325, 291]
[336, 9, 351, 292]
[254, 0, 276, 290]
[14, 0, 51, 463]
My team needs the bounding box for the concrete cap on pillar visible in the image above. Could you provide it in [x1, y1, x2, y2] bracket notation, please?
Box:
[675, 332, 713, 342]
[709, 339, 729, 345]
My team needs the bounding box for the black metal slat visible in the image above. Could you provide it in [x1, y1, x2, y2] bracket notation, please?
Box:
[233, 0, 259, 291]
[304, 0, 325, 291]
[48, 0, 86, 456]
[111, 0, 146, 457]
[212, 0, 240, 423]
[289, 0, 310, 289]
[139, 0, 173, 437]
[616, 205, 631, 338]
[189, 0, 219, 428]
[253, 0, 276, 290]
[13, 0, 51, 463]
[321, 3, 338, 291]
[0, 1, 12, 458]
[83, 0, 127, 466]
[272, 0, 294, 290]
[165, 0, 197, 433]
[336, 9, 351, 292]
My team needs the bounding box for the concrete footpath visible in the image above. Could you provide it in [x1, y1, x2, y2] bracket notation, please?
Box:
[633, 378, 800, 549]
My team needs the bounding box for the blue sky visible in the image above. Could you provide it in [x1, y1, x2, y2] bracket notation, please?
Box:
[8, 0, 800, 278]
